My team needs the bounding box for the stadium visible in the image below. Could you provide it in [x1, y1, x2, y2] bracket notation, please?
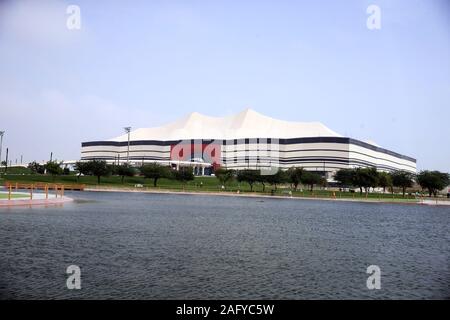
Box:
[81, 109, 416, 178]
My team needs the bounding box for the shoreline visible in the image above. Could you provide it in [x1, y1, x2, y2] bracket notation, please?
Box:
[0, 196, 73, 207]
[2, 187, 448, 207]
[0, 191, 74, 207]
[82, 186, 450, 206]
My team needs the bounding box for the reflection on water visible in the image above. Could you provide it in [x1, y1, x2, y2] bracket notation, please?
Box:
[0, 191, 449, 299]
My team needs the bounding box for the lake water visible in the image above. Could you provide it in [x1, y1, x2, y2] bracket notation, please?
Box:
[0, 191, 449, 299]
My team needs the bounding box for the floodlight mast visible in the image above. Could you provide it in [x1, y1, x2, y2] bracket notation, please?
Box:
[0, 131, 5, 168]
[124, 127, 131, 165]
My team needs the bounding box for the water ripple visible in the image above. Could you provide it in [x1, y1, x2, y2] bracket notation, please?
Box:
[0, 191, 449, 299]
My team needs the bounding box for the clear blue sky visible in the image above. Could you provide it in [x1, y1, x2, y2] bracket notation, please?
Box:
[0, 0, 449, 171]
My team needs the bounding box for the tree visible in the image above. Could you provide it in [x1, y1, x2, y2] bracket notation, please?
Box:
[214, 168, 234, 189]
[257, 172, 267, 192]
[377, 171, 392, 193]
[74, 161, 91, 182]
[89, 160, 110, 184]
[416, 170, 450, 197]
[236, 169, 260, 191]
[334, 169, 355, 188]
[44, 161, 63, 181]
[28, 161, 45, 174]
[319, 176, 328, 189]
[300, 171, 322, 192]
[264, 169, 287, 191]
[141, 163, 171, 187]
[352, 167, 379, 195]
[391, 170, 414, 197]
[287, 167, 304, 191]
[115, 163, 135, 184]
[173, 167, 194, 187]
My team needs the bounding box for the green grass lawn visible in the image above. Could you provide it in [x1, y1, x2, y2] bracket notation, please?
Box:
[0, 173, 419, 201]
[0, 193, 28, 199]
[0, 166, 33, 175]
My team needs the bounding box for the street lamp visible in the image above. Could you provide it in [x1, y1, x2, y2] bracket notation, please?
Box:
[124, 127, 131, 164]
[0, 131, 4, 168]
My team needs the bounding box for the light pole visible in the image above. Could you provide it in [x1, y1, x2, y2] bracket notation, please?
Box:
[0, 131, 4, 167]
[5, 147, 8, 174]
[124, 127, 131, 165]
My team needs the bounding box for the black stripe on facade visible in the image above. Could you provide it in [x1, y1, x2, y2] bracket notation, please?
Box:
[223, 159, 407, 172]
[81, 156, 170, 161]
[81, 150, 169, 154]
[81, 140, 181, 147]
[222, 148, 412, 168]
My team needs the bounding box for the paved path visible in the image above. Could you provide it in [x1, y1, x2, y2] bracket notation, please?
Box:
[85, 187, 448, 206]
[419, 199, 450, 206]
[0, 191, 73, 207]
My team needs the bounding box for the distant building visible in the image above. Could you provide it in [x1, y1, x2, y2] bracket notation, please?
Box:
[81, 109, 416, 177]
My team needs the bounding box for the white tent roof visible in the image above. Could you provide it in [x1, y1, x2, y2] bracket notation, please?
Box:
[110, 108, 342, 141]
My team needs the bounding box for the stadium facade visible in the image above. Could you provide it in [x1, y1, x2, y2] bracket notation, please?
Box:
[81, 109, 416, 178]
